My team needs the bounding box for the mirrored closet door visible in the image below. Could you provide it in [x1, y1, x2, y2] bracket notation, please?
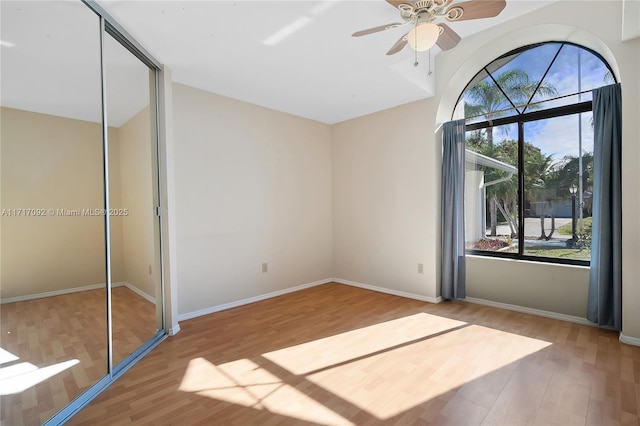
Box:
[104, 29, 164, 369]
[0, 1, 165, 424]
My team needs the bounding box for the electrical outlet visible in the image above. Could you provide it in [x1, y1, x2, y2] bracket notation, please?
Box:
[418, 263, 424, 274]
[262, 262, 268, 273]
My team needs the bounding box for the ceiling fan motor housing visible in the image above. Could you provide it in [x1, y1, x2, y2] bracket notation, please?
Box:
[414, 0, 433, 11]
[412, 0, 443, 24]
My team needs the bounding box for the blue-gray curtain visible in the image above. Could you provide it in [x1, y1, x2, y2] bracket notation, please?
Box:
[441, 119, 466, 300]
[587, 83, 622, 330]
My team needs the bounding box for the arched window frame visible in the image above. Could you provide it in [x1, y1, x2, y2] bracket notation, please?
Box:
[454, 41, 617, 266]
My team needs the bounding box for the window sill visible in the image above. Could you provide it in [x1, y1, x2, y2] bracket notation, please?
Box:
[466, 253, 590, 269]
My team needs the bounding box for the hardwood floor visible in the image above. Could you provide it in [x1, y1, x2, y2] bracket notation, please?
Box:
[69, 282, 639, 425]
[0, 286, 157, 425]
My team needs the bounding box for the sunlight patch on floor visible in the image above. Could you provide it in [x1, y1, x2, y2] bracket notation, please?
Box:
[178, 357, 354, 425]
[305, 324, 552, 420]
[0, 358, 79, 395]
[178, 312, 552, 423]
[0, 348, 19, 364]
[263, 312, 467, 375]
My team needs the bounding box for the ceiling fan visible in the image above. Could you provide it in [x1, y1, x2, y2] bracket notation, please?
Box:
[352, 0, 507, 55]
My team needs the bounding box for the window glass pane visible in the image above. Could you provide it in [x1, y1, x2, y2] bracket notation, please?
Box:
[522, 113, 593, 261]
[492, 43, 563, 112]
[465, 124, 519, 253]
[527, 44, 611, 111]
[457, 42, 610, 265]
[455, 43, 614, 120]
[459, 70, 515, 124]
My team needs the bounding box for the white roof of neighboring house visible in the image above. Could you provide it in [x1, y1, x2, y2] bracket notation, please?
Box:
[465, 149, 518, 174]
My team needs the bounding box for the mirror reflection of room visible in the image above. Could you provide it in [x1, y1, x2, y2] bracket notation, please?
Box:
[0, 1, 162, 424]
[104, 29, 162, 369]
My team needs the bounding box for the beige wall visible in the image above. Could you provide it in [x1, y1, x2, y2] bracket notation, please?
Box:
[465, 256, 590, 318]
[172, 84, 333, 316]
[332, 99, 440, 300]
[117, 106, 157, 299]
[332, 1, 640, 336]
[0, 107, 124, 298]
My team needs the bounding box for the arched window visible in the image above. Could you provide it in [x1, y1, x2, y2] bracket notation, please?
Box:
[455, 42, 616, 265]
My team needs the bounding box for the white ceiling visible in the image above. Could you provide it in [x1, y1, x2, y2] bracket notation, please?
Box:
[1, 0, 556, 126]
[96, 0, 557, 124]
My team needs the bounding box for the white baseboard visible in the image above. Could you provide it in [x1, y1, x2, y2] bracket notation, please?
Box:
[464, 297, 594, 326]
[121, 282, 156, 304]
[177, 277, 441, 323]
[1, 282, 110, 304]
[333, 278, 442, 304]
[177, 278, 333, 321]
[620, 333, 640, 347]
[168, 324, 181, 336]
[0, 281, 155, 304]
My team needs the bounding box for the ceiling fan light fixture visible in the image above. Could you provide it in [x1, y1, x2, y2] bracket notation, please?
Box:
[407, 22, 439, 51]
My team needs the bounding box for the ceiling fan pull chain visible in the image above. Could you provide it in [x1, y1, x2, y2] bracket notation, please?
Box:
[414, 19, 419, 67]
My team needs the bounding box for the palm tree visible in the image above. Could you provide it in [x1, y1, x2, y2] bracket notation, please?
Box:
[524, 150, 556, 240]
[464, 69, 557, 236]
[473, 140, 553, 239]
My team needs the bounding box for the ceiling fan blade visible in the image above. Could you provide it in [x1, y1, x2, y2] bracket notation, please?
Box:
[386, 0, 415, 10]
[386, 34, 408, 55]
[436, 23, 461, 51]
[445, 0, 506, 22]
[352, 22, 404, 37]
